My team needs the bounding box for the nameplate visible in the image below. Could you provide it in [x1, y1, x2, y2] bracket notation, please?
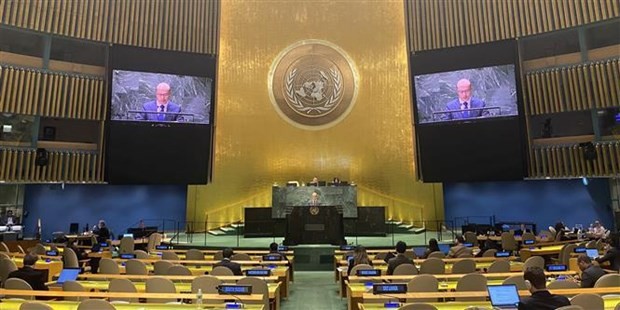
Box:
[304, 224, 325, 231]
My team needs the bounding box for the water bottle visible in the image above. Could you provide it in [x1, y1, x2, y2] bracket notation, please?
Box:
[196, 288, 203, 305]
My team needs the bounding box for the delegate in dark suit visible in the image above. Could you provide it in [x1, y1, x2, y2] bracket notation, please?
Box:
[518, 291, 570, 310]
[213, 259, 243, 276]
[444, 97, 488, 120]
[137, 101, 182, 122]
[386, 254, 415, 275]
[8, 266, 48, 291]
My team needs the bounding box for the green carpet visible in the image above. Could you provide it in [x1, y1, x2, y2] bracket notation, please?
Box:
[281, 271, 346, 310]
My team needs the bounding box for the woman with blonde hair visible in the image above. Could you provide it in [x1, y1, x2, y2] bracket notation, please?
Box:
[347, 245, 372, 275]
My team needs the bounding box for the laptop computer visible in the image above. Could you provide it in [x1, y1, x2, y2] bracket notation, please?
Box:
[56, 268, 80, 284]
[488, 284, 520, 309]
[585, 248, 599, 259]
[412, 246, 426, 258]
[438, 244, 450, 254]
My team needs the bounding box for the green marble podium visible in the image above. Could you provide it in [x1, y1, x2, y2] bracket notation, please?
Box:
[271, 185, 358, 219]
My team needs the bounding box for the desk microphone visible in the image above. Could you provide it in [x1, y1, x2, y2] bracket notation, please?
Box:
[375, 293, 403, 308]
[216, 285, 245, 309]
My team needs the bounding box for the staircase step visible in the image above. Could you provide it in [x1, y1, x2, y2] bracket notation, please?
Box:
[230, 223, 244, 228]
[207, 230, 226, 236]
[409, 227, 427, 234]
[219, 226, 236, 232]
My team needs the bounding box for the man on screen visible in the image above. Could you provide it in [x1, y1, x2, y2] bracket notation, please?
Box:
[137, 82, 182, 121]
[444, 79, 488, 120]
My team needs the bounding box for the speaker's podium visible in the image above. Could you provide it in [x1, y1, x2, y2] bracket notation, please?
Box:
[283, 205, 346, 245]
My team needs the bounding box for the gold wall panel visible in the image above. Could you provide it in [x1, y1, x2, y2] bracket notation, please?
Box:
[187, 0, 443, 230]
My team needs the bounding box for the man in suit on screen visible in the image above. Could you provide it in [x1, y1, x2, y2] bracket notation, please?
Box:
[444, 78, 488, 120]
[137, 82, 182, 121]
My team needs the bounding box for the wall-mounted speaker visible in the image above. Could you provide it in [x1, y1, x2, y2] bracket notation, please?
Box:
[35, 148, 49, 166]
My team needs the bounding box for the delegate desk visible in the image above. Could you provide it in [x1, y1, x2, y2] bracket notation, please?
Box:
[360, 287, 620, 303]
[359, 298, 620, 310]
[0, 300, 264, 310]
[113, 260, 290, 298]
[0, 289, 264, 304]
[49, 280, 282, 310]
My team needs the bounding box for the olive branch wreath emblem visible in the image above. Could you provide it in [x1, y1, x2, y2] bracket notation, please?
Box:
[285, 67, 343, 114]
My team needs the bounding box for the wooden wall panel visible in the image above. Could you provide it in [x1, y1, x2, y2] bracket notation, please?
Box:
[0, 0, 219, 54]
[406, 0, 620, 52]
[0, 65, 106, 120]
[523, 58, 620, 116]
[531, 142, 620, 178]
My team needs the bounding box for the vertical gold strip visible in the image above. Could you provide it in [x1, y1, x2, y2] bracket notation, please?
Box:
[130, 0, 138, 46]
[162, 0, 170, 50]
[593, 0, 602, 21]
[52, 73, 61, 117]
[8, 0, 18, 25]
[76, 0, 84, 37]
[553, 69, 562, 112]
[15, 69, 26, 114]
[560, 68, 571, 111]
[595, 63, 606, 107]
[568, 66, 579, 111]
[94, 80, 102, 120]
[0, 67, 7, 111]
[103, 0, 110, 42]
[67, 77, 75, 118]
[32, 72, 41, 115]
[23, 70, 33, 115]
[109, 0, 117, 42]
[577, 65, 588, 110]
[606, 61, 619, 105]
[33, 0, 43, 31]
[612, 0, 620, 16]
[154, 0, 161, 48]
[0, 0, 6, 24]
[23, 0, 31, 28]
[0, 150, 7, 180]
[584, 65, 596, 109]
[76, 77, 85, 119]
[543, 70, 551, 113]
[614, 60, 620, 102]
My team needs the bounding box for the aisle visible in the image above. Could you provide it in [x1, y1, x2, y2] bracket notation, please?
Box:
[281, 271, 347, 310]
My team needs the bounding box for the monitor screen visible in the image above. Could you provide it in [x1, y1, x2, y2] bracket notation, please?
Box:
[414, 64, 518, 125]
[277, 245, 288, 251]
[412, 246, 426, 258]
[494, 251, 511, 258]
[45, 250, 59, 256]
[356, 269, 381, 276]
[111, 70, 212, 124]
[546, 264, 567, 272]
[372, 284, 407, 294]
[488, 284, 520, 307]
[262, 255, 283, 261]
[438, 244, 450, 254]
[99, 242, 109, 247]
[57, 268, 80, 284]
[218, 285, 252, 295]
[245, 269, 271, 277]
[585, 249, 599, 259]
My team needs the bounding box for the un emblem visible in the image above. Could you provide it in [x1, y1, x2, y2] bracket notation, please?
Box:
[269, 40, 358, 130]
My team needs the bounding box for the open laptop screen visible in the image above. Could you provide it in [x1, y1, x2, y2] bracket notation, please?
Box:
[488, 284, 520, 307]
[57, 268, 80, 284]
[438, 244, 450, 254]
[585, 248, 599, 259]
[412, 246, 426, 258]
